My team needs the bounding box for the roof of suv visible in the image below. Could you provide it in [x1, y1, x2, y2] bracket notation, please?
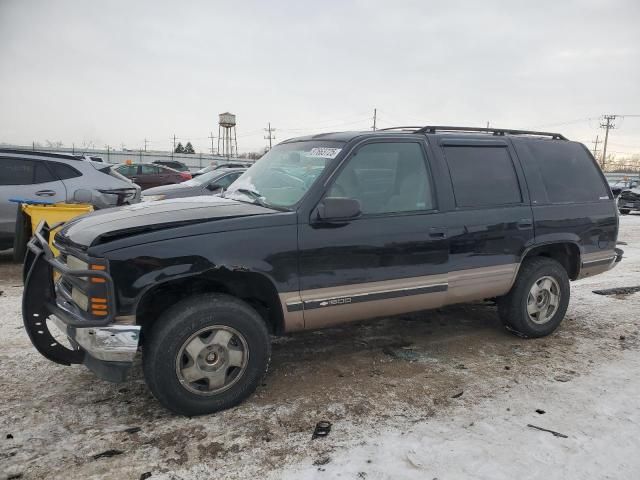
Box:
[0, 148, 83, 161]
[282, 126, 568, 144]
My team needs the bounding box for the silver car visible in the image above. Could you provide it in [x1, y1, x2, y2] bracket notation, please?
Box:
[0, 150, 141, 250]
[142, 168, 245, 201]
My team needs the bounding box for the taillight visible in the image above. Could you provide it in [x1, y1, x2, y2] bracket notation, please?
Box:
[180, 172, 192, 180]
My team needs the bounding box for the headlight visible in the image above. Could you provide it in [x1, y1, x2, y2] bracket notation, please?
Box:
[71, 287, 89, 311]
[142, 194, 166, 202]
[66, 255, 88, 271]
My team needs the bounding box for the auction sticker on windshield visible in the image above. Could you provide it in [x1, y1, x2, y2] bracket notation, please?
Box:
[308, 147, 342, 159]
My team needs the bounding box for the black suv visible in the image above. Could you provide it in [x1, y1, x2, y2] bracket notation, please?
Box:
[23, 126, 622, 416]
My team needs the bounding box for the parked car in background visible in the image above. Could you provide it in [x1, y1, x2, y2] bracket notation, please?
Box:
[22, 125, 621, 416]
[0, 149, 140, 251]
[142, 168, 245, 201]
[80, 154, 104, 163]
[115, 163, 191, 190]
[152, 160, 189, 172]
[618, 187, 640, 214]
[192, 161, 253, 177]
[609, 179, 639, 197]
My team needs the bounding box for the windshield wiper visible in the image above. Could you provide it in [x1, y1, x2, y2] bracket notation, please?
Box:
[230, 188, 290, 211]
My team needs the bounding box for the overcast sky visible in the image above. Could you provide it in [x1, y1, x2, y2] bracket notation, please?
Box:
[1, 0, 639, 155]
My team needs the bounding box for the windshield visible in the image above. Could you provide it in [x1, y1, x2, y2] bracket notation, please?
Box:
[225, 141, 343, 208]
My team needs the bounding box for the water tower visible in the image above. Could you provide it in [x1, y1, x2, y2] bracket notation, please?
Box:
[218, 112, 238, 158]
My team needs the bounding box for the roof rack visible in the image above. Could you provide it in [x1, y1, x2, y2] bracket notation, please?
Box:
[377, 125, 567, 140]
[0, 148, 82, 161]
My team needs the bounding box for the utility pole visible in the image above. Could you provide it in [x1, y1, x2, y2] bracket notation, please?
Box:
[600, 115, 616, 171]
[208, 132, 216, 155]
[264, 122, 276, 150]
[592, 135, 601, 163]
[372, 108, 377, 131]
[172, 134, 177, 160]
[144, 139, 148, 152]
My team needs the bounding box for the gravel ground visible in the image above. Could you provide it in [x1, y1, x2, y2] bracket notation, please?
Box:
[1, 216, 639, 480]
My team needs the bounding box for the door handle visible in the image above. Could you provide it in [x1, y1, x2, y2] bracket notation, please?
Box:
[35, 190, 56, 197]
[517, 219, 533, 230]
[429, 227, 447, 239]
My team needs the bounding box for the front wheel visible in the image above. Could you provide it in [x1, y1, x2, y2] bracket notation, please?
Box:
[619, 209, 630, 215]
[143, 293, 271, 416]
[498, 257, 570, 338]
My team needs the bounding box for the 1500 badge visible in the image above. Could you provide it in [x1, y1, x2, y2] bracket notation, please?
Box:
[319, 297, 352, 307]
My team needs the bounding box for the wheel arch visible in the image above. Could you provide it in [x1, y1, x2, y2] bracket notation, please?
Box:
[519, 241, 582, 280]
[135, 268, 285, 336]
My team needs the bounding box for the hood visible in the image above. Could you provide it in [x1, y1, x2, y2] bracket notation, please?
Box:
[56, 196, 276, 249]
[143, 182, 194, 195]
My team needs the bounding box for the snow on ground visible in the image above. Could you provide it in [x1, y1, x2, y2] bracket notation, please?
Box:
[1, 215, 639, 480]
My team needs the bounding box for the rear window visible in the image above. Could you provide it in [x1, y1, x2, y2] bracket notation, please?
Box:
[520, 141, 610, 203]
[443, 146, 522, 208]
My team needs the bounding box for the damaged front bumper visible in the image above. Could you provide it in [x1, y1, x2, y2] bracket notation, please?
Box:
[22, 223, 140, 382]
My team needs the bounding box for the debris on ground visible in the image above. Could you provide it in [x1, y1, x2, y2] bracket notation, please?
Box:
[139, 473, 152, 480]
[592, 286, 640, 296]
[92, 449, 125, 460]
[313, 456, 331, 466]
[527, 424, 568, 438]
[535, 409, 546, 414]
[312, 421, 332, 440]
[554, 374, 572, 382]
[6, 433, 13, 439]
[123, 427, 141, 434]
[382, 345, 420, 361]
[451, 390, 464, 398]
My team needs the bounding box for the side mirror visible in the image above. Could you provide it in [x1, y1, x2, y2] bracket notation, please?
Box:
[314, 197, 361, 222]
[73, 189, 93, 203]
[206, 183, 222, 191]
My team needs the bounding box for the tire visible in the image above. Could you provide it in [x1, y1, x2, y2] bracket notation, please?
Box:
[143, 293, 271, 416]
[13, 209, 31, 263]
[619, 209, 630, 215]
[498, 257, 570, 338]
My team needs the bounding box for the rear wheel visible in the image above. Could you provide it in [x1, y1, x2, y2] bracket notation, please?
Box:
[619, 209, 630, 215]
[498, 257, 570, 338]
[143, 293, 271, 416]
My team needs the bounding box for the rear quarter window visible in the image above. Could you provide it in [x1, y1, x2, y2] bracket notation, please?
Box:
[49, 162, 82, 180]
[519, 141, 610, 204]
[442, 145, 522, 208]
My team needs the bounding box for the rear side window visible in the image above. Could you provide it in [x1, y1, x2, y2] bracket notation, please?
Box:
[521, 141, 610, 203]
[116, 165, 138, 177]
[49, 162, 82, 180]
[0, 158, 57, 185]
[142, 165, 160, 174]
[443, 146, 522, 208]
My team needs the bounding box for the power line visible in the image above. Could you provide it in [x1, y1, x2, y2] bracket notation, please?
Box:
[208, 131, 216, 154]
[600, 115, 617, 170]
[264, 122, 276, 150]
[592, 135, 601, 162]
